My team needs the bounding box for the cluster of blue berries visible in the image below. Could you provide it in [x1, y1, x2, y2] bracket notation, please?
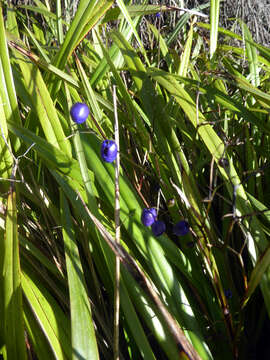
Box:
[70, 102, 117, 163]
[141, 208, 190, 238]
[141, 208, 165, 236]
[71, 103, 190, 238]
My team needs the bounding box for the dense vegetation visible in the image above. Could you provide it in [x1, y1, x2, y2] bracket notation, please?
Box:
[1, 1, 270, 359]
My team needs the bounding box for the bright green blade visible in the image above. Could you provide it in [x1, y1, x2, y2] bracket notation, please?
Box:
[210, 0, 220, 60]
[22, 268, 71, 360]
[61, 192, 99, 360]
[3, 190, 27, 360]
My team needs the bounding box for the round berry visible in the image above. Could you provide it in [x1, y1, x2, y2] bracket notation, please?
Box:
[151, 220, 166, 237]
[225, 289, 232, 299]
[141, 208, 157, 227]
[101, 140, 118, 163]
[156, 12, 161, 18]
[173, 220, 190, 236]
[167, 198, 175, 207]
[70, 102, 90, 124]
[149, 208, 157, 219]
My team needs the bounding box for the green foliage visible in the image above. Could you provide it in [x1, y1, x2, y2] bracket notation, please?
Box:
[1, 1, 270, 359]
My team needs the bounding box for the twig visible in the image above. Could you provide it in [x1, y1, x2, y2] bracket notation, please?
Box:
[166, 5, 208, 18]
[0, 122, 35, 190]
[113, 85, 120, 360]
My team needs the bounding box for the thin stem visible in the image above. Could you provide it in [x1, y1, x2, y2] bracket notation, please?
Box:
[113, 85, 120, 360]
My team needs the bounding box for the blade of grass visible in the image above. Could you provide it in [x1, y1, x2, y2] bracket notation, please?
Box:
[101, 4, 167, 23]
[115, 0, 149, 66]
[21, 268, 71, 360]
[49, 0, 113, 98]
[6, 38, 79, 88]
[74, 56, 107, 133]
[33, 0, 57, 37]
[90, 11, 144, 87]
[56, 0, 64, 45]
[178, 18, 195, 77]
[166, 3, 210, 46]
[3, 188, 27, 359]
[210, 0, 220, 60]
[65, 84, 102, 220]
[241, 21, 260, 87]
[60, 192, 99, 360]
[7, 30, 72, 156]
[22, 24, 51, 63]
[0, 3, 21, 152]
[23, 299, 56, 360]
[53, 0, 113, 71]
[0, 92, 13, 192]
[242, 244, 270, 309]
[198, 21, 270, 64]
[20, 234, 63, 280]
[18, 4, 58, 21]
[148, 23, 173, 71]
[97, 33, 148, 144]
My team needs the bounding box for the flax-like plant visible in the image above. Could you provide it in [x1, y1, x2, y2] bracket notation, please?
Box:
[1, 1, 270, 360]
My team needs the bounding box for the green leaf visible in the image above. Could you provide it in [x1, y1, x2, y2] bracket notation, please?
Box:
[241, 21, 260, 87]
[61, 192, 99, 360]
[9, 42, 72, 156]
[115, 0, 149, 65]
[101, 4, 167, 23]
[0, 92, 13, 190]
[56, 0, 64, 45]
[242, 244, 270, 309]
[166, 3, 210, 46]
[22, 267, 71, 360]
[53, 0, 113, 72]
[0, 4, 21, 152]
[210, 0, 220, 60]
[3, 191, 27, 360]
[178, 20, 194, 77]
[23, 299, 56, 360]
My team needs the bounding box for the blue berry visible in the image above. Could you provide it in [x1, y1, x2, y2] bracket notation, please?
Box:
[151, 220, 166, 236]
[141, 208, 157, 226]
[173, 220, 190, 236]
[225, 289, 232, 299]
[149, 208, 157, 218]
[101, 140, 118, 163]
[70, 102, 90, 124]
[156, 12, 161, 18]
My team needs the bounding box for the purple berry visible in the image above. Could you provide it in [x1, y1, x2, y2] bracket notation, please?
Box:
[225, 289, 232, 299]
[141, 208, 157, 226]
[70, 102, 90, 124]
[173, 220, 190, 236]
[151, 220, 166, 236]
[101, 140, 118, 163]
[149, 208, 157, 218]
